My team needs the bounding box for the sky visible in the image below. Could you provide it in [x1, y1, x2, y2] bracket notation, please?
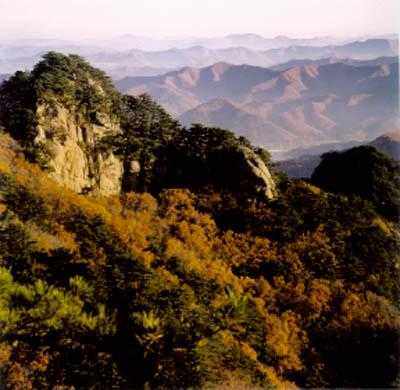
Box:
[0, 0, 398, 40]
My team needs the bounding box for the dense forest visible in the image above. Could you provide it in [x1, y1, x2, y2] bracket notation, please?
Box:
[0, 53, 399, 389]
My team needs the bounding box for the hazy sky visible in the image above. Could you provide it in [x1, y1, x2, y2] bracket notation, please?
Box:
[0, 0, 398, 40]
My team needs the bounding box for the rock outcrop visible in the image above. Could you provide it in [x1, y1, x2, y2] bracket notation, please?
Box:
[150, 124, 277, 199]
[34, 103, 123, 195]
[238, 146, 276, 199]
[0, 52, 124, 195]
[0, 53, 276, 199]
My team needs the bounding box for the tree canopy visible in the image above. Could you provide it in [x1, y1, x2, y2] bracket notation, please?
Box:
[0, 53, 399, 389]
[311, 145, 400, 219]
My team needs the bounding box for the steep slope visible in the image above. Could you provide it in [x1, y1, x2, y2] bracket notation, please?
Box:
[0, 52, 399, 390]
[0, 53, 277, 200]
[116, 70, 203, 115]
[0, 128, 399, 389]
[117, 63, 278, 115]
[205, 62, 397, 147]
[121, 58, 399, 149]
[0, 52, 124, 195]
[246, 61, 398, 103]
[369, 130, 400, 160]
[0, 131, 285, 388]
[113, 95, 277, 199]
[117, 62, 277, 101]
[180, 98, 297, 147]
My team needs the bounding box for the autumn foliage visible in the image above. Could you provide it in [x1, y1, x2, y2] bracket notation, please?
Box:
[0, 53, 399, 389]
[0, 129, 399, 389]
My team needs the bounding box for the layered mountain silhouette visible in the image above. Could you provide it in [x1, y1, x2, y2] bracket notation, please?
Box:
[93, 38, 398, 73]
[97, 33, 352, 51]
[269, 56, 398, 71]
[1, 37, 397, 79]
[117, 57, 399, 149]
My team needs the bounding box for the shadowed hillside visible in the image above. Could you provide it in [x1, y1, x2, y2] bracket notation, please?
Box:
[0, 53, 399, 389]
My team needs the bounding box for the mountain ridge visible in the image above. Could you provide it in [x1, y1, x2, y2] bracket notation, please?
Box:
[0, 51, 399, 390]
[1, 37, 397, 78]
[0, 52, 277, 199]
[117, 57, 399, 149]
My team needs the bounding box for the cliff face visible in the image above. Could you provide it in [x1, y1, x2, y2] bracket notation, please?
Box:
[0, 52, 124, 195]
[34, 103, 123, 195]
[238, 146, 276, 199]
[0, 52, 276, 199]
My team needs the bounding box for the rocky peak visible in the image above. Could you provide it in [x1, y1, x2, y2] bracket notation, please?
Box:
[0, 52, 277, 200]
[0, 52, 124, 195]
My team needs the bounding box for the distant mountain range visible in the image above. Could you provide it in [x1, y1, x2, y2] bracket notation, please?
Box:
[276, 130, 400, 178]
[3, 33, 383, 52]
[97, 33, 350, 51]
[269, 55, 399, 71]
[84, 33, 400, 51]
[1, 34, 398, 151]
[116, 56, 399, 149]
[94, 38, 398, 74]
[0, 36, 397, 79]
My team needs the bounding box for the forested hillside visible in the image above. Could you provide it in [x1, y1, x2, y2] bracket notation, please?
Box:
[0, 53, 399, 389]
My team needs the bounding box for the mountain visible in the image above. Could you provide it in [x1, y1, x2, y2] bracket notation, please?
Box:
[0, 52, 125, 195]
[91, 45, 273, 70]
[274, 154, 323, 178]
[72, 33, 352, 51]
[269, 56, 398, 71]
[92, 33, 393, 52]
[221, 34, 344, 50]
[369, 130, 400, 160]
[265, 38, 398, 64]
[273, 139, 363, 161]
[1, 37, 397, 78]
[0, 52, 276, 199]
[180, 98, 297, 146]
[180, 34, 348, 51]
[276, 130, 400, 178]
[0, 51, 399, 390]
[119, 58, 399, 149]
[93, 39, 398, 71]
[116, 62, 278, 115]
